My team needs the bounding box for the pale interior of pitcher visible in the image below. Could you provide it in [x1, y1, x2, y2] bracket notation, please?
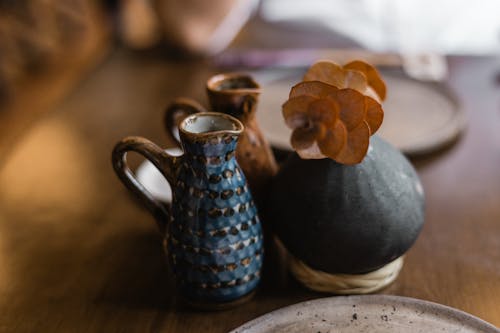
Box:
[183, 115, 241, 134]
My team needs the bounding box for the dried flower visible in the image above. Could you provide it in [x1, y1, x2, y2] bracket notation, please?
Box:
[282, 60, 385, 164]
[304, 60, 386, 102]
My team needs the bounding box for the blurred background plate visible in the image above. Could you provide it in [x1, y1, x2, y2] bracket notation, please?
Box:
[254, 68, 466, 156]
[230, 295, 499, 333]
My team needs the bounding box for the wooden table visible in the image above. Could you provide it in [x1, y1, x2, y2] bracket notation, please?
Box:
[0, 51, 498, 332]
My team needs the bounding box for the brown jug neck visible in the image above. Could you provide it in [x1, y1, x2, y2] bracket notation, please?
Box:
[206, 73, 261, 122]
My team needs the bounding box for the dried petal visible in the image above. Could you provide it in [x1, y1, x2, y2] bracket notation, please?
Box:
[289, 81, 337, 99]
[335, 89, 366, 130]
[283, 60, 385, 164]
[364, 86, 382, 103]
[334, 121, 370, 164]
[364, 96, 384, 134]
[317, 120, 347, 159]
[343, 69, 368, 93]
[290, 125, 320, 150]
[344, 60, 387, 101]
[295, 141, 325, 160]
[282, 95, 316, 129]
[304, 61, 345, 88]
[307, 98, 339, 127]
[304, 60, 369, 94]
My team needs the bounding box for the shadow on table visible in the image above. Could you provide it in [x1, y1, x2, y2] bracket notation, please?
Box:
[92, 229, 177, 310]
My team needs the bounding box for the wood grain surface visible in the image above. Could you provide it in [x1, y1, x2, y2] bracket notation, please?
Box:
[0, 51, 498, 332]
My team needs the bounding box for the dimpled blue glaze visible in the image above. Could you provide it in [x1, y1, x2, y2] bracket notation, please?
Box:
[167, 133, 263, 304]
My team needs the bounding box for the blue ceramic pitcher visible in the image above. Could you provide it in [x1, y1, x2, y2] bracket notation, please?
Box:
[112, 112, 263, 309]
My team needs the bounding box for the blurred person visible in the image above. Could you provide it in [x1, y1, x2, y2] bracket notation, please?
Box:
[117, 0, 258, 54]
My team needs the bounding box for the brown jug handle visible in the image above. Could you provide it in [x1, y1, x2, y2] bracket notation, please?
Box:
[164, 97, 207, 146]
[112, 136, 179, 234]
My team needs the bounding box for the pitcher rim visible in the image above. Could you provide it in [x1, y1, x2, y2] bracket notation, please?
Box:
[206, 73, 261, 95]
[179, 112, 244, 138]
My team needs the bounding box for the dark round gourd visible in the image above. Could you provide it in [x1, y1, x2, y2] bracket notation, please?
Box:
[266, 136, 425, 274]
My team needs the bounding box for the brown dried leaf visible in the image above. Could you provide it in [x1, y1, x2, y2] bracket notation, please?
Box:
[304, 60, 368, 93]
[289, 81, 337, 99]
[291, 125, 321, 150]
[335, 89, 366, 130]
[282, 95, 316, 129]
[296, 142, 325, 160]
[343, 69, 368, 93]
[344, 60, 387, 101]
[307, 98, 339, 127]
[364, 96, 384, 134]
[317, 120, 347, 159]
[304, 61, 345, 88]
[334, 121, 370, 164]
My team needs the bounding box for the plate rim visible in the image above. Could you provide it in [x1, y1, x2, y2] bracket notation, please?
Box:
[229, 295, 499, 333]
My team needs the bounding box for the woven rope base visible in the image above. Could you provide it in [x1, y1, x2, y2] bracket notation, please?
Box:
[276, 239, 404, 294]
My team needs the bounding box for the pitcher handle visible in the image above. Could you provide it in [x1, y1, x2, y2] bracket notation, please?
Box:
[164, 97, 207, 145]
[112, 136, 179, 234]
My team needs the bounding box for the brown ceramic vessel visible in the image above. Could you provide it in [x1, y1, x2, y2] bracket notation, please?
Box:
[165, 73, 278, 202]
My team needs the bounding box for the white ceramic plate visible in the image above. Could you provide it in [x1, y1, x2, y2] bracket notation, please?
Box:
[230, 295, 499, 333]
[255, 69, 465, 155]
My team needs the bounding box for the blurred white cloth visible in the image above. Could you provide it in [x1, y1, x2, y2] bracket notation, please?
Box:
[261, 0, 500, 54]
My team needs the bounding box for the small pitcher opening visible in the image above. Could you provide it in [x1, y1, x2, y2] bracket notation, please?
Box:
[180, 112, 243, 136]
[207, 74, 259, 92]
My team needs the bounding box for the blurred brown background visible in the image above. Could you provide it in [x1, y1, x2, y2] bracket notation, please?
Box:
[0, 1, 499, 332]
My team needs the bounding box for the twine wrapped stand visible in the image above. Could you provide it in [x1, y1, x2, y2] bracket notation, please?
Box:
[276, 238, 404, 294]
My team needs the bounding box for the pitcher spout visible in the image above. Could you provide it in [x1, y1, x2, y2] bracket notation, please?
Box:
[179, 112, 244, 162]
